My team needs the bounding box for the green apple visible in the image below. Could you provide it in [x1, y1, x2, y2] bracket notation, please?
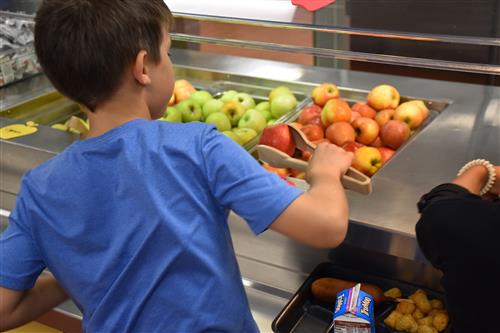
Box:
[267, 119, 276, 125]
[270, 93, 297, 119]
[205, 112, 231, 132]
[177, 100, 202, 122]
[256, 108, 272, 122]
[202, 99, 224, 119]
[162, 106, 183, 122]
[220, 90, 238, 103]
[255, 101, 270, 112]
[233, 128, 258, 145]
[221, 101, 246, 126]
[223, 130, 244, 145]
[190, 90, 213, 107]
[269, 86, 292, 102]
[238, 109, 267, 133]
[232, 93, 255, 111]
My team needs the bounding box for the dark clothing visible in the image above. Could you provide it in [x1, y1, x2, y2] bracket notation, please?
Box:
[416, 184, 500, 333]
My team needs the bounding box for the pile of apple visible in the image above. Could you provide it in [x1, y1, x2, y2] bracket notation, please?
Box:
[261, 83, 429, 177]
[161, 80, 298, 146]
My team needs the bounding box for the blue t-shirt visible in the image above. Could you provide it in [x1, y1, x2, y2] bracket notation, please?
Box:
[0, 119, 302, 332]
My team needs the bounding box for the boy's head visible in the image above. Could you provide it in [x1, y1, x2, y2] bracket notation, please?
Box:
[35, 0, 174, 117]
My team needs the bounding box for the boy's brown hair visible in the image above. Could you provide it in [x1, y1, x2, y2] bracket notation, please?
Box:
[34, 0, 174, 111]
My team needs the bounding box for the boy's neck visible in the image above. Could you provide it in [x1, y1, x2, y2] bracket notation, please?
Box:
[85, 85, 151, 139]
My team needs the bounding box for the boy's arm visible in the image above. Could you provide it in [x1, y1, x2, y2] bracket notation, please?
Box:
[270, 143, 352, 248]
[0, 274, 69, 331]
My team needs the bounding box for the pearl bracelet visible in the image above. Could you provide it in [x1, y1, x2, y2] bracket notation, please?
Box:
[457, 159, 496, 196]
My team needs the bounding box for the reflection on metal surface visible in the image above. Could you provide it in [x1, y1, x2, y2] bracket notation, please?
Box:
[174, 12, 500, 47]
[0, 208, 10, 218]
[171, 33, 500, 75]
[246, 65, 305, 83]
[484, 98, 500, 126]
[242, 277, 293, 300]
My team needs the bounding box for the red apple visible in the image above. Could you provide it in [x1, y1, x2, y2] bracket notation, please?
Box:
[168, 93, 175, 106]
[301, 150, 312, 161]
[352, 146, 383, 176]
[370, 136, 383, 148]
[407, 100, 429, 121]
[393, 102, 424, 129]
[325, 122, 355, 147]
[367, 84, 400, 111]
[374, 109, 394, 128]
[307, 116, 325, 129]
[311, 83, 340, 106]
[289, 169, 306, 179]
[350, 111, 361, 123]
[298, 104, 322, 125]
[380, 120, 410, 149]
[259, 124, 296, 156]
[301, 124, 324, 141]
[342, 141, 364, 153]
[352, 102, 376, 119]
[351, 117, 380, 145]
[378, 147, 395, 164]
[321, 99, 352, 127]
[174, 79, 196, 103]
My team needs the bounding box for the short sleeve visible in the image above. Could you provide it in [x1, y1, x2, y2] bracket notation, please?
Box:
[201, 127, 303, 234]
[0, 187, 46, 290]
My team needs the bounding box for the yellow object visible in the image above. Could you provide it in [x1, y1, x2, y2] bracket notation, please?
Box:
[51, 124, 69, 131]
[4, 321, 61, 333]
[0, 122, 38, 140]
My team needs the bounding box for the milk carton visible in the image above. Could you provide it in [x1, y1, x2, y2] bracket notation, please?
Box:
[331, 283, 375, 333]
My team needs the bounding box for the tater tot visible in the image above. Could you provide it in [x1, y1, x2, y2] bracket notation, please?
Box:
[396, 314, 418, 333]
[429, 299, 444, 309]
[432, 312, 449, 332]
[417, 316, 433, 326]
[414, 293, 432, 313]
[409, 289, 427, 301]
[417, 325, 438, 333]
[413, 308, 425, 320]
[397, 300, 416, 314]
[384, 310, 403, 328]
[384, 287, 402, 299]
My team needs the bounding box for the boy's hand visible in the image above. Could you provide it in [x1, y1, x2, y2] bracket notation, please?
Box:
[306, 142, 353, 186]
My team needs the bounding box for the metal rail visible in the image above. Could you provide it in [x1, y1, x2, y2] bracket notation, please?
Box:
[171, 33, 500, 75]
[173, 12, 500, 47]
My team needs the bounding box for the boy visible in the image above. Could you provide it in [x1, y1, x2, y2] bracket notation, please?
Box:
[0, 1, 353, 332]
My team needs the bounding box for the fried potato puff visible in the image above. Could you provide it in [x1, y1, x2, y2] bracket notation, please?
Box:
[432, 312, 449, 332]
[413, 308, 425, 320]
[395, 314, 418, 333]
[397, 300, 416, 315]
[414, 292, 432, 314]
[430, 299, 444, 310]
[384, 287, 402, 299]
[417, 325, 438, 333]
[417, 316, 433, 326]
[384, 310, 403, 329]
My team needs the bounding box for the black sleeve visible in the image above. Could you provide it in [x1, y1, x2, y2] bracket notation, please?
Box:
[415, 183, 500, 270]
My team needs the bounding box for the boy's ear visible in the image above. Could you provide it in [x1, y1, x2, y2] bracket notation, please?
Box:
[133, 50, 152, 86]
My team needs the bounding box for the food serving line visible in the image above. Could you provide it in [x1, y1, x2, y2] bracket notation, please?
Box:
[1, 49, 498, 330]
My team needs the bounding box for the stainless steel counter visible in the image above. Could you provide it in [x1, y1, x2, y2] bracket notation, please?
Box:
[1, 49, 499, 329]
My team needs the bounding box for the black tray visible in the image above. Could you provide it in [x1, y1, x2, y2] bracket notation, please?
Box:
[272, 262, 451, 333]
